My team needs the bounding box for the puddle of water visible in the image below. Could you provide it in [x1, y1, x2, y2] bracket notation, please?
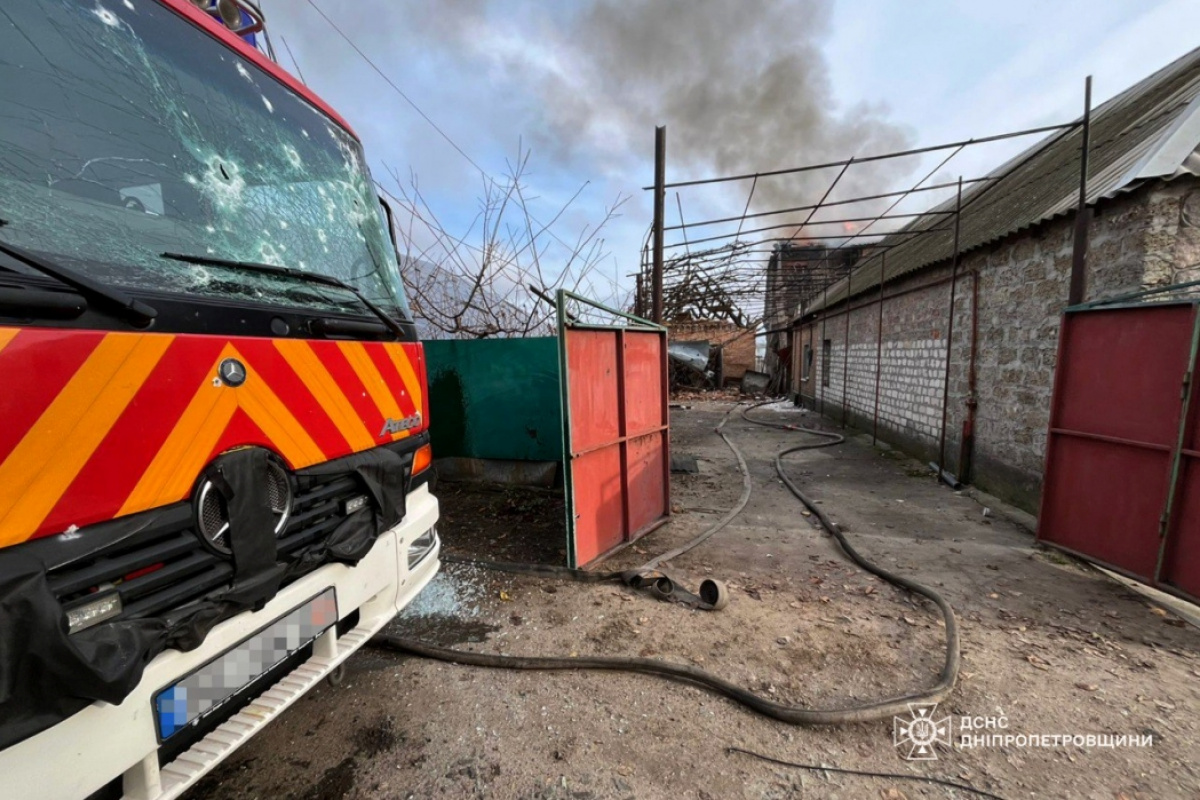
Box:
[394, 615, 498, 647]
[759, 400, 808, 414]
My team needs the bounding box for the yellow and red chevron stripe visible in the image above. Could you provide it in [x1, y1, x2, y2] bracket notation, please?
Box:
[0, 327, 428, 548]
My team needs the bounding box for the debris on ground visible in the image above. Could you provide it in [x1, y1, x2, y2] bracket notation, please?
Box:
[195, 401, 1200, 800]
[436, 481, 565, 564]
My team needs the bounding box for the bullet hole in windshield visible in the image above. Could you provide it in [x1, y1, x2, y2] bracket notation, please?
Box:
[93, 5, 120, 28]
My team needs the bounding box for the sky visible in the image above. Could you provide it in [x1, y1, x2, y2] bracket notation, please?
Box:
[258, 0, 1200, 311]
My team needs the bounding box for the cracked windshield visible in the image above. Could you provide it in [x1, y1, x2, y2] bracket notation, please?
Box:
[0, 1, 409, 319]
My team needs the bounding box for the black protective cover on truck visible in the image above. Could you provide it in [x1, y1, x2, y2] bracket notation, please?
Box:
[0, 442, 414, 750]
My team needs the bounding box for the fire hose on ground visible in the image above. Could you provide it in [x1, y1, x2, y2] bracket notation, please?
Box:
[371, 400, 961, 726]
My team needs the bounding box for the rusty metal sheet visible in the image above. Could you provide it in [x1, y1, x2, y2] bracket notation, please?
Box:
[570, 447, 625, 567]
[625, 333, 665, 436]
[565, 331, 621, 455]
[1040, 436, 1170, 578]
[626, 432, 667, 536]
[558, 293, 670, 568]
[1039, 301, 1200, 603]
[1052, 306, 1195, 445]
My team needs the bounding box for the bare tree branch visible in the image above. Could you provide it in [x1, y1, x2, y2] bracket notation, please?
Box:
[383, 146, 627, 339]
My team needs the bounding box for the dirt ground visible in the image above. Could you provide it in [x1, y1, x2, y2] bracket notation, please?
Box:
[192, 401, 1200, 800]
[433, 481, 567, 566]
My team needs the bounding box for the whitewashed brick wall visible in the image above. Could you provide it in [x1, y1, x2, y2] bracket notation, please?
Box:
[878, 339, 947, 442]
[818, 337, 947, 444]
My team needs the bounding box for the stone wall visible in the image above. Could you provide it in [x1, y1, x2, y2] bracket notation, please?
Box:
[1143, 180, 1200, 287]
[793, 175, 1200, 513]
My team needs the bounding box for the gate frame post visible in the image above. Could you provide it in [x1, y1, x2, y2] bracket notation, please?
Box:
[1035, 310, 1074, 543]
[1154, 303, 1200, 583]
[555, 290, 578, 568]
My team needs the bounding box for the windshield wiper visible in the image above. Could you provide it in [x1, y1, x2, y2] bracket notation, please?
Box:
[161, 252, 405, 339]
[0, 239, 157, 325]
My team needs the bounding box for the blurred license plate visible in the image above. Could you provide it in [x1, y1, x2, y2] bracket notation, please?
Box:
[155, 589, 337, 739]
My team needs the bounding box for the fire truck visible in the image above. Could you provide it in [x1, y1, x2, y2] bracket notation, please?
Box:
[0, 2, 440, 797]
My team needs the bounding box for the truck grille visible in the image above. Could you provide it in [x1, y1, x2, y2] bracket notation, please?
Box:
[46, 474, 372, 625]
[279, 475, 360, 556]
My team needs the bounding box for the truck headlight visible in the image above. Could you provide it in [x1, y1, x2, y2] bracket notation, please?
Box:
[408, 527, 438, 569]
[65, 592, 123, 634]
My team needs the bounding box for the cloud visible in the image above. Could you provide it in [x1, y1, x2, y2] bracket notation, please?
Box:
[398, 0, 915, 218]
[263, 0, 1197, 308]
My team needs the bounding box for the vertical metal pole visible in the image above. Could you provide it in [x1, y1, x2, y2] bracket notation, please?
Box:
[658, 325, 671, 522]
[819, 253, 828, 416]
[937, 177, 964, 477]
[1153, 305, 1200, 584]
[1068, 76, 1093, 306]
[1036, 312, 1073, 543]
[555, 290, 577, 568]
[634, 273, 644, 318]
[766, 248, 778, 376]
[957, 267, 981, 484]
[841, 261, 851, 428]
[652, 126, 666, 324]
[873, 252, 886, 445]
[784, 329, 794, 397]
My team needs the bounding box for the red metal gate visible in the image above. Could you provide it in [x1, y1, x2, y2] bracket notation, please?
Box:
[1038, 292, 1200, 601]
[557, 291, 670, 568]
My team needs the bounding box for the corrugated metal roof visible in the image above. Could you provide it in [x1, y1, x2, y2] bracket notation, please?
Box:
[802, 46, 1200, 317]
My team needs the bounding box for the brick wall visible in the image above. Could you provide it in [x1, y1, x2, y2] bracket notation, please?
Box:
[669, 320, 757, 381]
[794, 175, 1200, 512]
[798, 271, 952, 460]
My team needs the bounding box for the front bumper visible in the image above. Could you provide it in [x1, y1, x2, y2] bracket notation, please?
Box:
[0, 484, 439, 800]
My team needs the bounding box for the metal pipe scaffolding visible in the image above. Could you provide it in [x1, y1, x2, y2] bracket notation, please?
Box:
[642, 121, 1078, 191]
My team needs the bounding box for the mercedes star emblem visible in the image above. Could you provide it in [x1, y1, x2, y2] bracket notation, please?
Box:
[219, 357, 247, 387]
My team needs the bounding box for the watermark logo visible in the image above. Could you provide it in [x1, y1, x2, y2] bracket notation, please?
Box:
[890, 709, 1154, 758]
[893, 703, 952, 760]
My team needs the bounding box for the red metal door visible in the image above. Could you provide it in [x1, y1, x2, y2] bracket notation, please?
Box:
[1038, 298, 1200, 602]
[558, 293, 670, 568]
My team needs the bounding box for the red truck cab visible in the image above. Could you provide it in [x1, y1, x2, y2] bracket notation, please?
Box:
[0, 2, 440, 797]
